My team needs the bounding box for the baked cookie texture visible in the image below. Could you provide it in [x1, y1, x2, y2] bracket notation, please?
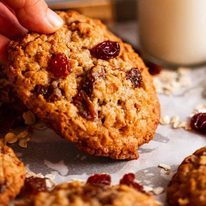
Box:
[6, 11, 160, 159]
[17, 181, 159, 206]
[0, 141, 26, 205]
[0, 67, 26, 134]
[167, 147, 206, 206]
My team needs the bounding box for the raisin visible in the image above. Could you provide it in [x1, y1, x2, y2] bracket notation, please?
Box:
[146, 62, 162, 75]
[87, 174, 111, 185]
[120, 173, 144, 192]
[47, 87, 62, 102]
[34, 85, 48, 96]
[81, 68, 105, 97]
[48, 53, 71, 78]
[91, 41, 120, 60]
[73, 91, 96, 121]
[126, 68, 143, 88]
[81, 70, 96, 97]
[190, 113, 206, 133]
[19, 177, 48, 197]
[34, 83, 62, 102]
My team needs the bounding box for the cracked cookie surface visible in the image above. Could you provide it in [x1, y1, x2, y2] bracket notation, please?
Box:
[0, 141, 25, 205]
[167, 147, 206, 206]
[6, 11, 160, 159]
[16, 181, 159, 206]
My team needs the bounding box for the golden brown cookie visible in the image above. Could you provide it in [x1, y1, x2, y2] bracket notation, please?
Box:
[0, 141, 26, 205]
[16, 181, 158, 206]
[167, 147, 206, 206]
[6, 11, 160, 159]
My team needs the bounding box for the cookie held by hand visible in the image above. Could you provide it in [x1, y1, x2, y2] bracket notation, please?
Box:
[6, 11, 160, 159]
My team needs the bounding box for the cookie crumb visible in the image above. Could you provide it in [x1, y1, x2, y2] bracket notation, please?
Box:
[154, 67, 191, 95]
[17, 131, 29, 139]
[160, 115, 170, 125]
[4, 132, 17, 144]
[18, 137, 30, 148]
[143, 185, 153, 193]
[153, 187, 164, 195]
[158, 163, 171, 171]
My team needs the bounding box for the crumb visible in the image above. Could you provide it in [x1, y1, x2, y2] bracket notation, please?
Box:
[153, 187, 164, 195]
[4, 132, 18, 144]
[158, 163, 171, 171]
[154, 67, 191, 95]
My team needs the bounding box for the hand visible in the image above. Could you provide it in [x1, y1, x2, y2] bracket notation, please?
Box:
[0, 0, 64, 63]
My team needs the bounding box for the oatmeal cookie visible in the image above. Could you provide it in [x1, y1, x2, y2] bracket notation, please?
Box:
[6, 11, 160, 159]
[0, 65, 26, 133]
[0, 141, 26, 205]
[17, 181, 158, 206]
[167, 147, 206, 206]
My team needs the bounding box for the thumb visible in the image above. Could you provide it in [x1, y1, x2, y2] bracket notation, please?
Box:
[3, 0, 64, 33]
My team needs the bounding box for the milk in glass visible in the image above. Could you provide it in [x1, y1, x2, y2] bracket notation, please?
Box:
[138, 0, 206, 66]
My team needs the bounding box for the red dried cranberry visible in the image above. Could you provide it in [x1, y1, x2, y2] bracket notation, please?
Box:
[91, 41, 120, 60]
[120, 173, 144, 192]
[87, 174, 111, 185]
[146, 62, 162, 75]
[190, 113, 206, 133]
[126, 68, 143, 88]
[48, 53, 71, 78]
[19, 177, 48, 197]
[73, 91, 96, 121]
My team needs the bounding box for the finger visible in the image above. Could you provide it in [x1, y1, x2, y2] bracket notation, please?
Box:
[0, 2, 27, 39]
[2, 0, 63, 34]
[0, 34, 9, 63]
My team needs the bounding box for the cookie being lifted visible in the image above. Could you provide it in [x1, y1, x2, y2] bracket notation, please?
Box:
[6, 11, 160, 159]
[167, 147, 206, 206]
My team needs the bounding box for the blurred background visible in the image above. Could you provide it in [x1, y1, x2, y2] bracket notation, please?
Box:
[46, 0, 137, 23]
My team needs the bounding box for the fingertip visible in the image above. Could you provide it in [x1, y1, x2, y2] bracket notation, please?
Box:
[47, 9, 64, 31]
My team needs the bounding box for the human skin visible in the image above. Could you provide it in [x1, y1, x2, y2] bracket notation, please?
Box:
[0, 0, 63, 63]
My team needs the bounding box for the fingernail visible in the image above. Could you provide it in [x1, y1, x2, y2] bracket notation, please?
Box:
[47, 9, 64, 28]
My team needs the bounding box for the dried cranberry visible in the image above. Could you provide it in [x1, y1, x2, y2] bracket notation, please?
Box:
[87, 174, 111, 185]
[120, 173, 144, 192]
[190, 113, 206, 133]
[91, 41, 120, 60]
[73, 91, 96, 121]
[48, 53, 71, 78]
[146, 62, 162, 75]
[126, 68, 143, 88]
[19, 177, 48, 197]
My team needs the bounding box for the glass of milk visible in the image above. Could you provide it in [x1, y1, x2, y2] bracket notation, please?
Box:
[138, 0, 206, 67]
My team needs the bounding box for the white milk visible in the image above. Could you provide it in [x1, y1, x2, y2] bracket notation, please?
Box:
[138, 0, 206, 66]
